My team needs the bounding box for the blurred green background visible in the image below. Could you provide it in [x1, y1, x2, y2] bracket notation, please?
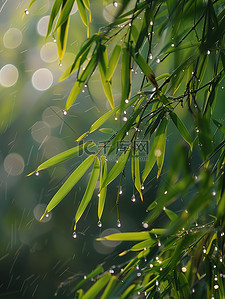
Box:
[0, 0, 224, 298]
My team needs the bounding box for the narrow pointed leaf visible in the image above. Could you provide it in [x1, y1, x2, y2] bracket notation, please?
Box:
[76, 289, 83, 299]
[130, 238, 155, 251]
[98, 156, 107, 221]
[54, 0, 75, 33]
[82, 273, 111, 299]
[106, 45, 121, 81]
[27, 142, 95, 176]
[77, 0, 89, 37]
[65, 54, 97, 111]
[46, 0, 63, 37]
[101, 276, 117, 299]
[27, 0, 37, 9]
[121, 47, 131, 106]
[97, 231, 151, 241]
[99, 128, 115, 134]
[83, 0, 91, 22]
[40, 155, 95, 218]
[164, 208, 178, 222]
[75, 131, 88, 142]
[156, 118, 168, 178]
[170, 111, 193, 151]
[120, 285, 136, 299]
[142, 143, 157, 183]
[74, 157, 100, 230]
[57, 16, 70, 62]
[102, 147, 131, 188]
[132, 150, 143, 201]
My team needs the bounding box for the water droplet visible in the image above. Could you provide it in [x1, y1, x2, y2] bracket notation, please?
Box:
[24, 9, 29, 15]
[203, 248, 206, 254]
[59, 63, 62, 67]
[150, 264, 153, 268]
[194, 175, 198, 180]
[131, 195, 136, 202]
[221, 232, 224, 236]
[192, 288, 195, 293]
[213, 265, 216, 268]
[84, 275, 87, 279]
[119, 186, 122, 194]
[63, 109, 67, 116]
[207, 50, 210, 55]
[214, 284, 219, 290]
[137, 291, 141, 295]
[72, 231, 77, 238]
[158, 241, 161, 247]
[156, 58, 160, 63]
[35, 171, 40, 176]
[82, 89, 85, 93]
[192, 71, 195, 75]
[109, 269, 114, 274]
[126, 132, 129, 135]
[212, 191, 216, 196]
[164, 190, 167, 194]
[141, 184, 144, 190]
[114, 117, 118, 121]
[150, 21, 153, 26]
[220, 257, 223, 262]
[113, 1, 118, 7]
[156, 280, 159, 286]
[185, 209, 188, 214]
[181, 267, 187, 273]
[171, 43, 175, 47]
[98, 193, 100, 197]
[45, 213, 49, 218]
[97, 221, 102, 228]
[137, 272, 141, 277]
[123, 116, 127, 122]
[149, 53, 153, 60]
[136, 265, 139, 270]
[156, 256, 159, 261]
[215, 246, 218, 251]
[84, 84, 88, 87]
[214, 275, 218, 281]
[196, 128, 199, 133]
[117, 220, 121, 228]
[53, 38, 56, 43]
[125, 99, 129, 104]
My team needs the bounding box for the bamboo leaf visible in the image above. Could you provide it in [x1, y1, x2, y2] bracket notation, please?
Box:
[77, 0, 89, 37]
[83, 0, 91, 22]
[99, 128, 115, 134]
[76, 289, 83, 299]
[65, 53, 97, 111]
[40, 155, 95, 219]
[82, 273, 111, 299]
[46, 0, 63, 37]
[98, 156, 107, 221]
[75, 131, 88, 142]
[106, 45, 121, 81]
[132, 150, 143, 201]
[54, 0, 75, 33]
[74, 157, 100, 230]
[27, 0, 37, 9]
[170, 111, 193, 151]
[130, 238, 155, 251]
[97, 231, 151, 241]
[120, 285, 136, 299]
[142, 118, 168, 182]
[102, 147, 131, 188]
[27, 142, 95, 176]
[57, 15, 70, 62]
[101, 276, 117, 299]
[121, 47, 131, 106]
[164, 208, 178, 222]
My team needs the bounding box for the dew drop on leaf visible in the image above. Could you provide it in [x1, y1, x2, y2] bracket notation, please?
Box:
[131, 195, 136, 202]
[24, 9, 29, 15]
[97, 221, 102, 228]
[72, 231, 77, 239]
[35, 171, 40, 176]
[141, 184, 144, 190]
[117, 220, 121, 228]
[113, 1, 118, 7]
[156, 58, 160, 63]
[63, 110, 67, 116]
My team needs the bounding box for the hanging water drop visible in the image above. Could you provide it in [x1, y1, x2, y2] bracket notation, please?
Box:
[84, 275, 87, 279]
[212, 191, 216, 196]
[72, 231, 77, 238]
[35, 171, 40, 176]
[158, 241, 161, 247]
[150, 21, 153, 26]
[117, 220, 121, 228]
[24, 9, 29, 15]
[156, 58, 160, 63]
[141, 184, 144, 190]
[82, 89, 85, 93]
[123, 116, 127, 122]
[63, 109, 67, 116]
[113, 1, 118, 7]
[119, 186, 122, 194]
[207, 50, 210, 55]
[142, 222, 149, 228]
[45, 213, 50, 218]
[149, 53, 153, 60]
[131, 195, 136, 202]
[114, 117, 118, 121]
[150, 264, 153, 268]
[97, 221, 102, 228]
[125, 99, 129, 103]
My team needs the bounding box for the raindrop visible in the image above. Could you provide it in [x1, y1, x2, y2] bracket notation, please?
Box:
[82, 89, 85, 93]
[72, 231, 77, 238]
[63, 110, 67, 116]
[207, 50, 210, 55]
[221, 232, 224, 236]
[192, 288, 195, 293]
[150, 264, 153, 268]
[117, 220, 121, 228]
[126, 132, 129, 135]
[53, 38, 56, 43]
[123, 116, 128, 122]
[171, 43, 175, 47]
[214, 275, 218, 281]
[214, 285, 219, 290]
[215, 246, 218, 251]
[160, 267, 163, 271]
[125, 99, 129, 103]
[45, 213, 50, 218]
[114, 117, 118, 121]
[213, 265, 216, 268]
[195, 128, 199, 133]
[113, 1, 118, 7]
[84, 275, 87, 279]
[163, 206, 166, 210]
[35, 171, 40, 176]
[109, 269, 114, 274]
[220, 257, 223, 262]
[158, 241, 161, 247]
[97, 221, 102, 228]
[136, 265, 139, 270]
[24, 9, 29, 15]
[150, 21, 153, 26]
[156, 280, 159, 286]
[156, 58, 160, 63]
[185, 210, 188, 214]
[131, 195, 136, 202]
[142, 222, 149, 228]
[149, 54, 153, 60]
[164, 190, 167, 194]
[137, 292, 141, 295]
[181, 267, 187, 273]
[194, 175, 198, 180]
[141, 184, 144, 190]
[137, 273, 141, 277]
[119, 187, 122, 194]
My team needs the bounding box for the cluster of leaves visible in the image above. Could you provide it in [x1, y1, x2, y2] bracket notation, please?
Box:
[27, 0, 225, 297]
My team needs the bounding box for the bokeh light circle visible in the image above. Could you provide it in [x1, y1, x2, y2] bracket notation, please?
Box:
[0, 64, 19, 87]
[4, 153, 24, 176]
[40, 42, 58, 63]
[33, 204, 52, 223]
[32, 68, 53, 91]
[37, 15, 50, 36]
[3, 28, 23, 49]
[42, 106, 62, 128]
[94, 228, 121, 255]
[31, 120, 51, 143]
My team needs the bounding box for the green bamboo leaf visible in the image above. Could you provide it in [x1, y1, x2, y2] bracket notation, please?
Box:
[82, 273, 111, 299]
[130, 238, 155, 251]
[74, 157, 100, 230]
[164, 208, 178, 222]
[212, 119, 225, 134]
[65, 53, 97, 111]
[89, 95, 139, 134]
[54, 0, 75, 33]
[76, 289, 83, 299]
[102, 147, 131, 188]
[142, 118, 168, 182]
[101, 276, 117, 299]
[27, 142, 95, 176]
[135, 6, 151, 52]
[83, 0, 91, 22]
[130, 24, 139, 44]
[77, 0, 89, 37]
[99, 45, 114, 109]
[106, 45, 121, 81]
[46, 0, 63, 38]
[216, 190, 225, 223]
[99, 128, 115, 134]
[40, 155, 95, 219]
[72, 266, 104, 292]
[121, 47, 131, 106]
[97, 231, 151, 241]
[98, 156, 107, 221]
[27, 0, 37, 9]
[170, 111, 193, 151]
[120, 285, 136, 299]
[57, 15, 70, 62]
[75, 131, 88, 142]
[132, 150, 143, 201]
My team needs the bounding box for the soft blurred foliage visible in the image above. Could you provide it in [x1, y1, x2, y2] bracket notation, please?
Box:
[0, 0, 224, 298]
